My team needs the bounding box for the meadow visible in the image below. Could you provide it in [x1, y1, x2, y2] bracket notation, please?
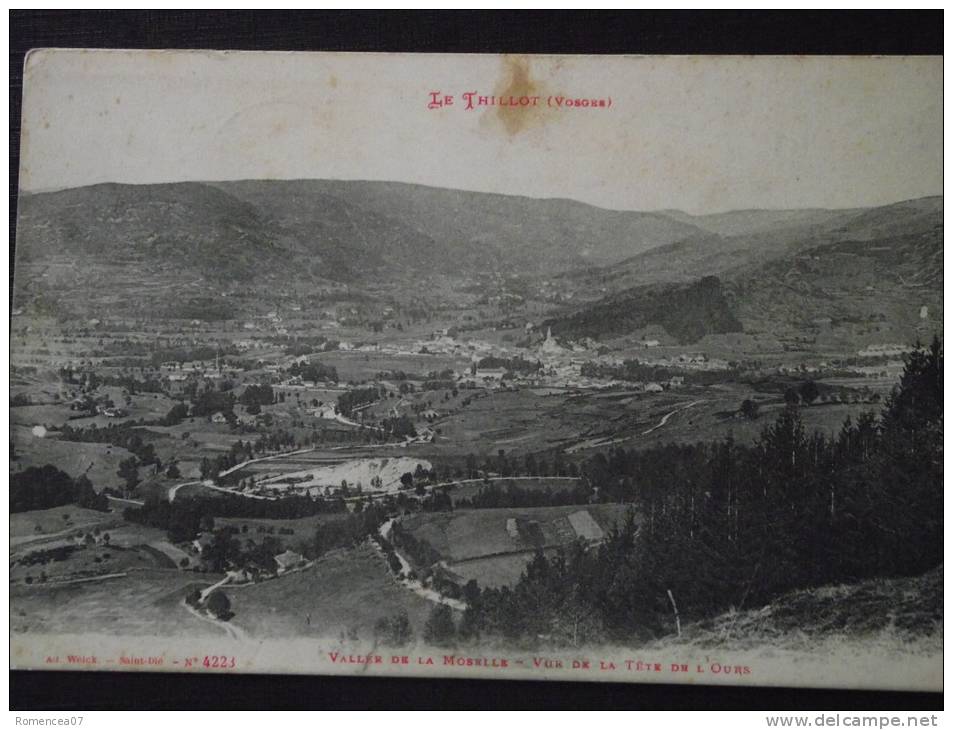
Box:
[224, 543, 434, 641]
[400, 504, 635, 565]
[11, 569, 224, 638]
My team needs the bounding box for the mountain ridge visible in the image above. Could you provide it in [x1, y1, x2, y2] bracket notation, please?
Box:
[541, 196, 942, 347]
[12, 180, 942, 333]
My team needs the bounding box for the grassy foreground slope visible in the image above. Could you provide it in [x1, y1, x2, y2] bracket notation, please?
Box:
[656, 566, 942, 653]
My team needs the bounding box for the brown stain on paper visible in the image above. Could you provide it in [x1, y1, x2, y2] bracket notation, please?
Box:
[486, 55, 558, 137]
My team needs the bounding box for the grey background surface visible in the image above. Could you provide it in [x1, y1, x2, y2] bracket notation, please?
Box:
[8, 9, 943, 711]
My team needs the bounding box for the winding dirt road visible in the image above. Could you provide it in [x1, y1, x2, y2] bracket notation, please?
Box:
[566, 399, 707, 453]
[641, 399, 706, 435]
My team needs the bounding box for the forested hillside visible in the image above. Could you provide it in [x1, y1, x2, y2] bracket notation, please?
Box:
[463, 338, 943, 645]
[544, 275, 743, 344]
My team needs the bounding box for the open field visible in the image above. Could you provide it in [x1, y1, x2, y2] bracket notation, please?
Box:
[396, 504, 634, 590]
[11, 569, 224, 638]
[447, 550, 561, 589]
[359, 383, 479, 425]
[423, 382, 868, 460]
[431, 388, 601, 456]
[167, 482, 224, 501]
[225, 543, 435, 640]
[445, 382, 891, 456]
[217, 514, 350, 534]
[11, 541, 175, 584]
[400, 503, 635, 564]
[215, 514, 349, 553]
[11, 505, 118, 542]
[599, 386, 887, 452]
[11, 510, 186, 582]
[12, 426, 135, 491]
[11, 403, 77, 429]
[11, 390, 178, 430]
[142, 422, 244, 453]
[85, 522, 176, 551]
[428, 386, 711, 458]
[71, 392, 179, 428]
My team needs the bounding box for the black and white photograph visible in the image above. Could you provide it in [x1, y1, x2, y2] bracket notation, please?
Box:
[9, 48, 942, 693]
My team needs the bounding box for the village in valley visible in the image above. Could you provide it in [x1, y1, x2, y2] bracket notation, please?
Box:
[9, 175, 943, 660]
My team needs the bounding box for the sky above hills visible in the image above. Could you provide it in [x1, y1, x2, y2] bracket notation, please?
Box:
[18, 50, 941, 214]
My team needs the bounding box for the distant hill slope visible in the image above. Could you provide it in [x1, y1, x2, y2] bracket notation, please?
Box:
[544, 197, 941, 345]
[12, 180, 941, 330]
[211, 179, 709, 273]
[730, 199, 943, 339]
[14, 178, 709, 281]
[13, 179, 714, 319]
[565, 197, 942, 292]
[728, 253, 942, 349]
[658, 206, 861, 238]
[15, 182, 300, 283]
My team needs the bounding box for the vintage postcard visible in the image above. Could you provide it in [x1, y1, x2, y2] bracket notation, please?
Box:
[10, 50, 942, 691]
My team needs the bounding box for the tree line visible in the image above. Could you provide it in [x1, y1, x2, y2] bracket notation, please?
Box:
[11, 465, 108, 513]
[337, 387, 383, 417]
[287, 360, 339, 383]
[456, 481, 591, 509]
[476, 355, 542, 375]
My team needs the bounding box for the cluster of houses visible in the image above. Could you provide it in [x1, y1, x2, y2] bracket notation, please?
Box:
[66, 394, 127, 418]
[161, 360, 233, 396]
[190, 532, 309, 580]
[96, 404, 126, 418]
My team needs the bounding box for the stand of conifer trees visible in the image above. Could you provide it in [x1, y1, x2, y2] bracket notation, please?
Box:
[465, 338, 942, 645]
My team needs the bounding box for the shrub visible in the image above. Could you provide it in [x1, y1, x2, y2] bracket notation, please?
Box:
[206, 590, 232, 621]
[423, 604, 456, 647]
[374, 611, 414, 647]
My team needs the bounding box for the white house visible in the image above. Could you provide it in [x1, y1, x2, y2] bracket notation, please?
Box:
[274, 550, 306, 574]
